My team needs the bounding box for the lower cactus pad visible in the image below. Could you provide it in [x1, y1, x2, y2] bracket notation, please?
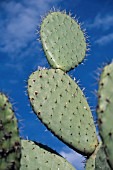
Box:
[20, 140, 76, 170]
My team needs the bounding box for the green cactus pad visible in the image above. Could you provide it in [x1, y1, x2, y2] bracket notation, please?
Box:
[40, 12, 87, 72]
[97, 62, 113, 169]
[0, 93, 21, 170]
[20, 140, 76, 170]
[95, 145, 111, 170]
[86, 142, 110, 170]
[28, 68, 98, 155]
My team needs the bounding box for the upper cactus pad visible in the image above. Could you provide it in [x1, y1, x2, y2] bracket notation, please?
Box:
[0, 93, 21, 170]
[20, 140, 76, 170]
[97, 62, 113, 169]
[40, 12, 87, 72]
[28, 68, 98, 155]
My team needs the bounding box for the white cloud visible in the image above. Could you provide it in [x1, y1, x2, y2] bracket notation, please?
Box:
[60, 147, 85, 170]
[86, 13, 113, 31]
[0, 0, 59, 58]
[95, 33, 113, 46]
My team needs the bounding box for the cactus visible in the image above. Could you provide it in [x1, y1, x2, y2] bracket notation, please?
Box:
[86, 142, 111, 170]
[0, 93, 21, 170]
[1, 9, 113, 170]
[20, 140, 76, 170]
[40, 11, 87, 72]
[28, 68, 98, 155]
[97, 62, 113, 169]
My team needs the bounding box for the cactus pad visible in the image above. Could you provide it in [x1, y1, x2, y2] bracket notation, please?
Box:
[20, 140, 76, 170]
[86, 142, 110, 170]
[97, 62, 113, 169]
[0, 93, 21, 170]
[28, 68, 98, 155]
[40, 12, 87, 72]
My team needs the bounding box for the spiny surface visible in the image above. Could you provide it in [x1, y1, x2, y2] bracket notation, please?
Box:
[28, 69, 98, 155]
[40, 12, 86, 72]
[97, 62, 113, 169]
[0, 93, 21, 170]
[86, 142, 110, 170]
[20, 140, 76, 170]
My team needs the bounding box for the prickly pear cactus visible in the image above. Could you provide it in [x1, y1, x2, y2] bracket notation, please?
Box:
[86, 142, 111, 170]
[28, 68, 98, 155]
[0, 93, 21, 170]
[40, 11, 87, 72]
[97, 62, 113, 169]
[20, 140, 76, 170]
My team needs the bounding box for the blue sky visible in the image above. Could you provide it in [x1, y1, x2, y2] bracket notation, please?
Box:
[0, 0, 113, 169]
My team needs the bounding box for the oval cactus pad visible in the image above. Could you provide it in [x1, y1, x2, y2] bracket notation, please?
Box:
[40, 12, 87, 72]
[97, 62, 113, 169]
[28, 69, 98, 155]
[20, 140, 76, 170]
[0, 93, 21, 170]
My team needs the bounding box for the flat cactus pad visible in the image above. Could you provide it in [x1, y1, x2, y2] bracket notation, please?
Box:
[20, 140, 76, 170]
[0, 93, 21, 170]
[28, 68, 98, 155]
[40, 12, 87, 72]
[97, 62, 113, 169]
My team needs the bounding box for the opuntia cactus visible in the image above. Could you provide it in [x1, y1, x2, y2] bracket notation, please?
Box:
[97, 62, 113, 169]
[0, 92, 76, 170]
[86, 142, 111, 170]
[1, 9, 113, 170]
[20, 140, 76, 170]
[0, 93, 21, 170]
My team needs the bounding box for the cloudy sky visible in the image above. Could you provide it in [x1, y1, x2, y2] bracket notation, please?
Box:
[0, 0, 113, 169]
